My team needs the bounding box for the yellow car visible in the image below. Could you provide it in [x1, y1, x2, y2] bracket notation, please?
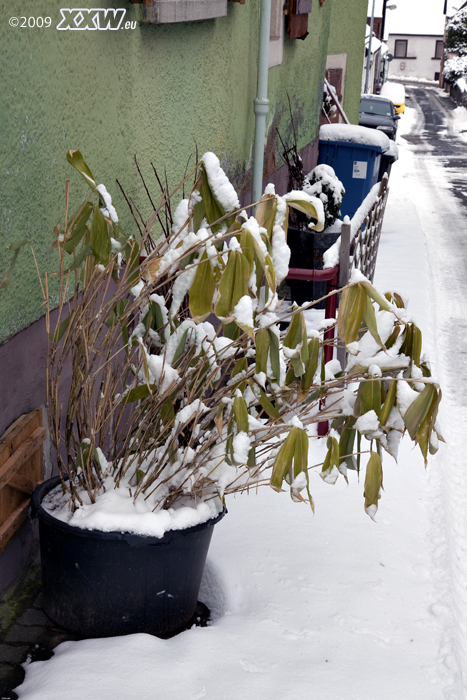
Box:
[380, 82, 406, 114]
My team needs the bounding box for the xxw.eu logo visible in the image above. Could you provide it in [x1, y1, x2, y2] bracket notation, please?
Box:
[57, 8, 127, 30]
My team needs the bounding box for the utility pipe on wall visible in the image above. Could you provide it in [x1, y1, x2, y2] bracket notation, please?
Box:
[364, 0, 376, 94]
[252, 0, 272, 206]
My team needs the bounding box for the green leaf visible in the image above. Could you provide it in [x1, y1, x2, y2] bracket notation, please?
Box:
[355, 379, 382, 418]
[171, 329, 189, 368]
[385, 325, 400, 350]
[189, 251, 215, 320]
[364, 295, 384, 348]
[403, 384, 437, 440]
[257, 389, 281, 420]
[192, 200, 206, 233]
[232, 396, 249, 433]
[64, 244, 92, 273]
[412, 326, 422, 367]
[270, 429, 297, 491]
[215, 251, 250, 319]
[321, 436, 340, 483]
[299, 337, 320, 400]
[255, 328, 270, 377]
[49, 315, 71, 343]
[199, 163, 235, 233]
[384, 291, 405, 308]
[255, 194, 276, 241]
[122, 238, 141, 286]
[268, 329, 281, 383]
[122, 384, 154, 404]
[91, 205, 111, 266]
[414, 386, 441, 465]
[63, 203, 93, 254]
[66, 149, 97, 189]
[364, 451, 383, 519]
[293, 428, 309, 477]
[224, 321, 241, 340]
[360, 280, 392, 312]
[239, 230, 255, 275]
[285, 198, 325, 232]
[338, 283, 367, 345]
[339, 425, 357, 472]
[379, 380, 397, 426]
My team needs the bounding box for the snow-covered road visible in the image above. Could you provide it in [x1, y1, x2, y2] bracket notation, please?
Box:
[14, 88, 467, 700]
[378, 84, 467, 699]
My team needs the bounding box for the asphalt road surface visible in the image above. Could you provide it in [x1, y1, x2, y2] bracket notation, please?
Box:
[404, 84, 467, 208]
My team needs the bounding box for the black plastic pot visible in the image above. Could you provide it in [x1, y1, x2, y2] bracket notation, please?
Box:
[288, 226, 341, 309]
[30, 477, 226, 638]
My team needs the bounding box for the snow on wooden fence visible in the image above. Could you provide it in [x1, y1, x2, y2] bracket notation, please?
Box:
[0, 408, 45, 552]
[338, 175, 389, 288]
[287, 176, 390, 433]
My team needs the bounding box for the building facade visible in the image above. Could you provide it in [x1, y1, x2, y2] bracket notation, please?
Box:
[388, 33, 444, 81]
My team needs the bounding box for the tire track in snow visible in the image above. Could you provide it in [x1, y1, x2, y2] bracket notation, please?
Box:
[398, 88, 467, 698]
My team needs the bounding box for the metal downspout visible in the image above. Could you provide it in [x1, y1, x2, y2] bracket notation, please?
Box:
[252, 0, 272, 206]
[364, 0, 376, 94]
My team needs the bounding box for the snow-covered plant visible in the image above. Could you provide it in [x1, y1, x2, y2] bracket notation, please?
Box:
[45, 150, 442, 524]
[444, 55, 467, 85]
[444, 9, 467, 84]
[321, 82, 338, 122]
[303, 164, 345, 229]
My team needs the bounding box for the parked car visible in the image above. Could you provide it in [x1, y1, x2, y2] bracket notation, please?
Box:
[359, 94, 401, 140]
[380, 81, 406, 114]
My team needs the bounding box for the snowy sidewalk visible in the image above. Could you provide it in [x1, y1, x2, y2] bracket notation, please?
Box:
[13, 107, 467, 700]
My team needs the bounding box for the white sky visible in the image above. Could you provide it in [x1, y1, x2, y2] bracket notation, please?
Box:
[367, 0, 455, 36]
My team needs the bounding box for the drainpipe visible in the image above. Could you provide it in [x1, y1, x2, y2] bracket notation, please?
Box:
[364, 0, 376, 94]
[252, 0, 272, 207]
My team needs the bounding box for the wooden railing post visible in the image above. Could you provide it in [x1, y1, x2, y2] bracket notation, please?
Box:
[337, 220, 351, 371]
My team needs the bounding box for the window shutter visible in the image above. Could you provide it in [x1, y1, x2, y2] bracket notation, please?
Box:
[286, 0, 312, 40]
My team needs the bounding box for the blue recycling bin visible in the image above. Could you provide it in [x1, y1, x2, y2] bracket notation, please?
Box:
[318, 125, 390, 219]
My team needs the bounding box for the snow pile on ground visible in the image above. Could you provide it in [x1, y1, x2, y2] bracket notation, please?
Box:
[388, 76, 439, 85]
[15, 444, 446, 700]
[451, 106, 467, 143]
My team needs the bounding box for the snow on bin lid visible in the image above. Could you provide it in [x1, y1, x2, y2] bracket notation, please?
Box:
[319, 124, 391, 152]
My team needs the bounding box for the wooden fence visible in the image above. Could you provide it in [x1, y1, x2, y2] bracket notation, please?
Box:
[0, 408, 45, 553]
[338, 175, 389, 289]
[286, 175, 390, 433]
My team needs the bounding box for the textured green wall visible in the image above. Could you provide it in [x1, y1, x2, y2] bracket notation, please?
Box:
[327, 0, 367, 122]
[0, 0, 337, 344]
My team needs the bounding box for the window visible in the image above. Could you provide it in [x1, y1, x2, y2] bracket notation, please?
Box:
[286, 0, 312, 40]
[394, 40, 407, 58]
[269, 0, 284, 67]
[435, 40, 443, 60]
[137, 0, 228, 24]
[360, 98, 394, 118]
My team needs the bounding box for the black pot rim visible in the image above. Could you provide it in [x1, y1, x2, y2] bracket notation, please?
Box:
[30, 476, 227, 546]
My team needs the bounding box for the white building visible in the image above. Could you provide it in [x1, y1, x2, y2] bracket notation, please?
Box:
[387, 33, 444, 81]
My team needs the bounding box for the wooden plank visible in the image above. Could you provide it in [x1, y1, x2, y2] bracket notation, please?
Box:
[0, 427, 46, 491]
[0, 499, 30, 554]
[0, 408, 42, 468]
[8, 474, 40, 496]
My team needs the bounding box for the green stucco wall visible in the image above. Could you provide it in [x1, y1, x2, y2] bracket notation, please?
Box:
[327, 0, 367, 122]
[0, 0, 337, 344]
